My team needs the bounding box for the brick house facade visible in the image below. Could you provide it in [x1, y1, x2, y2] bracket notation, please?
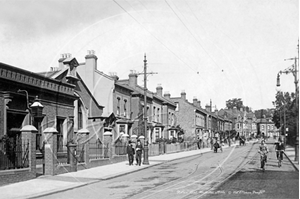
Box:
[0, 62, 77, 151]
[165, 91, 208, 140]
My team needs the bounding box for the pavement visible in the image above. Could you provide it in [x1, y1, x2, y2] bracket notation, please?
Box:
[284, 145, 299, 171]
[0, 141, 297, 199]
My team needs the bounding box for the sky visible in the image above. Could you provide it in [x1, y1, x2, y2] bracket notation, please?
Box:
[0, 0, 298, 111]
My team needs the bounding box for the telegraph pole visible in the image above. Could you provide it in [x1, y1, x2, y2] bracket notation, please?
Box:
[281, 41, 299, 162]
[136, 54, 157, 165]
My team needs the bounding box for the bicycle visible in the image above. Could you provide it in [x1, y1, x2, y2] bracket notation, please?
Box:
[276, 150, 284, 167]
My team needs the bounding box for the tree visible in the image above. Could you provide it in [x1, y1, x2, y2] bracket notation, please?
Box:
[225, 98, 252, 112]
[254, 109, 274, 119]
[226, 98, 243, 110]
[272, 91, 298, 145]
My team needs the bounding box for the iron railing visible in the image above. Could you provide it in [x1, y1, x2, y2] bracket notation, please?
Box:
[89, 139, 106, 159]
[115, 142, 127, 155]
[76, 143, 85, 163]
[0, 135, 29, 170]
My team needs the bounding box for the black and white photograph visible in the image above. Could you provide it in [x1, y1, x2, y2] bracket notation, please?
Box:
[0, 0, 299, 198]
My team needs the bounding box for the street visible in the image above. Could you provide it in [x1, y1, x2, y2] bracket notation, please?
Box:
[202, 141, 299, 199]
[37, 142, 268, 199]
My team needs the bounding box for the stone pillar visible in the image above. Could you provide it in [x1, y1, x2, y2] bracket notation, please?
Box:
[143, 138, 150, 165]
[131, 134, 137, 141]
[138, 135, 145, 145]
[103, 129, 113, 159]
[20, 125, 37, 177]
[68, 143, 77, 172]
[122, 133, 129, 143]
[130, 134, 137, 149]
[43, 127, 58, 176]
[77, 128, 90, 168]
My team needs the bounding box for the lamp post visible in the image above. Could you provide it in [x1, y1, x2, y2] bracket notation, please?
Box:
[277, 53, 299, 161]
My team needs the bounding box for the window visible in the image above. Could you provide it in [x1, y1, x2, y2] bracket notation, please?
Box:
[56, 118, 65, 152]
[169, 130, 175, 138]
[78, 100, 83, 130]
[124, 99, 127, 117]
[175, 102, 179, 111]
[117, 97, 120, 115]
[153, 106, 156, 122]
[157, 108, 160, 122]
[119, 124, 126, 134]
[155, 128, 160, 140]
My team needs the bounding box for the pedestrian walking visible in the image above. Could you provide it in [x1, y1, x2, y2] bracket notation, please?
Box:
[213, 141, 219, 153]
[127, 140, 135, 166]
[135, 140, 143, 166]
[197, 137, 201, 149]
[220, 140, 224, 152]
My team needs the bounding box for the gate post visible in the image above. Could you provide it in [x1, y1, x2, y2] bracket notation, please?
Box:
[68, 143, 77, 172]
[20, 125, 37, 178]
[77, 128, 90, 168]
[43, 127, 58, 176]
[103, 128, 113, 159]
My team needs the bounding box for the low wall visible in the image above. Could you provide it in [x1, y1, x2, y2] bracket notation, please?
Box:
[148, 144, 160, 156]
[0, 168, 35, 187]
[90, 155, 127, 167]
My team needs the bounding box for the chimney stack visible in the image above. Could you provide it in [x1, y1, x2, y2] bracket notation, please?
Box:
[129, 71, 138, 88]
[193, 97, 198, 106]
[109, 72, 119, 82]
[197, 100, 201, 108]
[205, 105, 211, 112]
[156, 84, 163, 97]
[58, 54, 67, 70]
[85, 50, 98, 70]
[181, 90, 186, 100]
[164, 91, 170, 99]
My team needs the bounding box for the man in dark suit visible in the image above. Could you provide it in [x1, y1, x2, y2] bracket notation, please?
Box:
[127, 140, 135, 165]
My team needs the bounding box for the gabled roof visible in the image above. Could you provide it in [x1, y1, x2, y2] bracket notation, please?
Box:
[115, 82, 135, 92]
[39, 68, 104, 111]
[256, 118, 274, 124]
[153, 94, 176, 107]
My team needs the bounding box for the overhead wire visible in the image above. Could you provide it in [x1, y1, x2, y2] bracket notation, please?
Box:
[112, 0, 198, 73]
[165, 0, 222, 71]
[185, 0, 263, 107]
[181, 0, 250, 106]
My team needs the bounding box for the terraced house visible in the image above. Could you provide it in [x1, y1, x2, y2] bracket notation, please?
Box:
[117, 72, 177, 143]
[165, 91, 208, 141]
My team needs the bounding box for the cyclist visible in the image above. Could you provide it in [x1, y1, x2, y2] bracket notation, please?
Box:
[275, 138, 285, 167]
[258, 140, 269, 170]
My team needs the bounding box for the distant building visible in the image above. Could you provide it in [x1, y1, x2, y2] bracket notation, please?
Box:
[166, 91, 208, 140]
[256, 117, 278, 138]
